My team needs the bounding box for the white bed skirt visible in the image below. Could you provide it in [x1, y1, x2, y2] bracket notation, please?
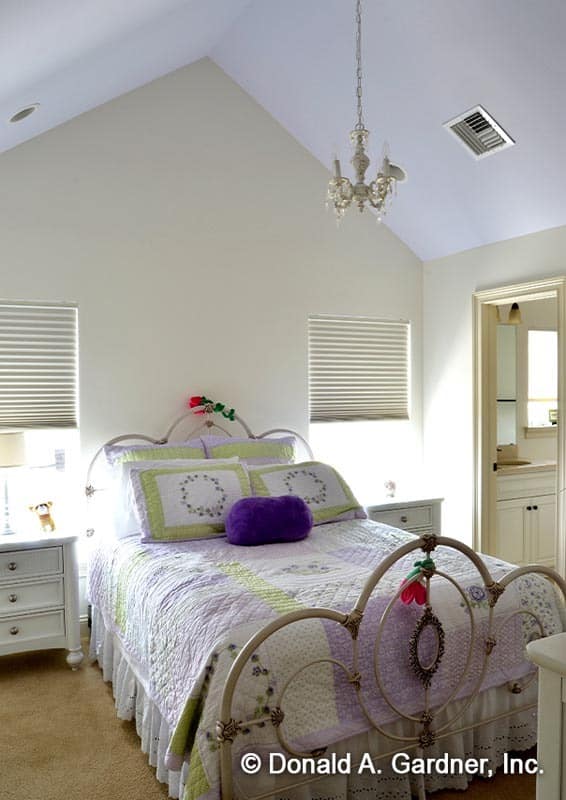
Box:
[89, 607, 539, 799]
[90, 607, 189, 798]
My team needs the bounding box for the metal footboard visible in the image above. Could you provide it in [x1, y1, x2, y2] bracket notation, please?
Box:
[216, 534, 566, 800]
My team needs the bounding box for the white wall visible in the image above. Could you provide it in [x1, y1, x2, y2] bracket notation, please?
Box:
[423, 226, 566, 545]
[0, 57, 423, 516]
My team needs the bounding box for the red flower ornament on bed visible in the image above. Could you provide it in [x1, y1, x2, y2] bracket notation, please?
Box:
[187, 394, 236, 421]
[189, 395, 206, 414]
[399, 557, 435, 605]
[400, 578, 427, 605]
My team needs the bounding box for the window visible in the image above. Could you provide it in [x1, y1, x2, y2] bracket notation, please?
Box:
[0, 302, 78, 428]
[0, 301, 79, 536]
[527, 329, 557, 428]
[308, 315, 413, 505]
[308, 315, 410, 422]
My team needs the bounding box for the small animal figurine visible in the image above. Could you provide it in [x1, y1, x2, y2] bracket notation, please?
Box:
[384, 479, 396, 498]
[29, 501, 56, 533]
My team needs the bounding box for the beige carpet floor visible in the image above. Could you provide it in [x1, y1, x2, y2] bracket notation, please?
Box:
[0, 643, 168, 800]
[0, 643, 536, 800]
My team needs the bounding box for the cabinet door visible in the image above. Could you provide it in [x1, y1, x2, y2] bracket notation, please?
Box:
[496, 499, 527, 564]
[530, 495, 557, 566]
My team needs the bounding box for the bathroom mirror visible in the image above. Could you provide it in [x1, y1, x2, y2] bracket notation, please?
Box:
[496, 324, 517, 444]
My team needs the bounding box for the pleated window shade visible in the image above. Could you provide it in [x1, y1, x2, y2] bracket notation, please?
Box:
[308, 315, 409, 422]
[0, 302, 78, 428]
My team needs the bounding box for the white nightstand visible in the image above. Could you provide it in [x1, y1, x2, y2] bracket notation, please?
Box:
[0, 532, 83, 669]
[366, 498, 443, 536]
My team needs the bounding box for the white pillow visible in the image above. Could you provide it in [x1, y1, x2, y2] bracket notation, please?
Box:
[111, 457, 238, 538]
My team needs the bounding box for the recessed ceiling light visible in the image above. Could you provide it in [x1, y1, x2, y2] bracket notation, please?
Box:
[9, 104, 40, 123]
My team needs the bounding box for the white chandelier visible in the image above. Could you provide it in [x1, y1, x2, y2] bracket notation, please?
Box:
[327, 0, 406, 222]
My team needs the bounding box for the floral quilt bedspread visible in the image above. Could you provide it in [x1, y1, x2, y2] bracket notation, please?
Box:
[87, 520, 564, 800]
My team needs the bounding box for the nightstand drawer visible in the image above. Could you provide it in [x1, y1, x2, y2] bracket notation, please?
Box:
[0, 610, 65, 647]
[0, 547, 62, 581]
[0, 577, 64, 616]
[369, 505, 432, 531]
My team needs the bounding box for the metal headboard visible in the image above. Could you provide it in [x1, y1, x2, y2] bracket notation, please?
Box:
[84, 404, 313, 498]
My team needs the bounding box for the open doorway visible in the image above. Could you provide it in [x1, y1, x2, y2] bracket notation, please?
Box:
[473, 277, 566, 577]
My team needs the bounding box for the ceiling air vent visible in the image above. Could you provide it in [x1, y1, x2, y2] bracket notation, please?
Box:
[444, 105, 515, 159]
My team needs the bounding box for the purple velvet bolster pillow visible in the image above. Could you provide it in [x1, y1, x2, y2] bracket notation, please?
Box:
[226, 495, 313, 546]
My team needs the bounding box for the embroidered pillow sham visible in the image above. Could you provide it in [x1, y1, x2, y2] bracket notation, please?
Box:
[104, 438, 206, 466]
[200, 435, 296, 466]
[129, 462, 252, 542]
[110, 457, 238, 538]
[248, 461, 366, 525]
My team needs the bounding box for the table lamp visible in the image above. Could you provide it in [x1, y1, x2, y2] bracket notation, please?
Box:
[0, 430, 26, 535]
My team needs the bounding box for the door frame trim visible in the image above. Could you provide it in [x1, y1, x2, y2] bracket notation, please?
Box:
[473, 276, 566, 576]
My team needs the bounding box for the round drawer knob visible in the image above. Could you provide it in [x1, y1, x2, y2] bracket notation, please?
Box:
[400, 515, 408, 523]
[7, 562, 17, 571]
[9, 626, 19, 636]
[8, 594, 17, 603]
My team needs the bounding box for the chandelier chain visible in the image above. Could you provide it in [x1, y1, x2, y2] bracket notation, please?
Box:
[355, 0, 364, 130]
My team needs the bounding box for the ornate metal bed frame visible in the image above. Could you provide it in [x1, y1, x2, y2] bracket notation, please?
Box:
[85, 407, 566, 800]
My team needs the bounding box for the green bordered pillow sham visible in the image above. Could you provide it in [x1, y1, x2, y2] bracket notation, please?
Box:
[105, 438, 206, 466]
[248, 461, 367, 525]
[201, 435, 296, 465]
[129, 462, 252, 542]
[112, 457, 238, 538]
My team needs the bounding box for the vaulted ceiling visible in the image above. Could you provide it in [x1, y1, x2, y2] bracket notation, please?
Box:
[2, 0, 566, 260]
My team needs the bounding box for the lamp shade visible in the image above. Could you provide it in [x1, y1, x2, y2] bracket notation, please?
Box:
[0, 431, 26, 468]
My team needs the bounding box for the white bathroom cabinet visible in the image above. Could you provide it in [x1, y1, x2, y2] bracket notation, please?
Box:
[496, 467, 556, 566]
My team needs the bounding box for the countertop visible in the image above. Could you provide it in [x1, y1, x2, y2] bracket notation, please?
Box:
[497, 460, 556, 476]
